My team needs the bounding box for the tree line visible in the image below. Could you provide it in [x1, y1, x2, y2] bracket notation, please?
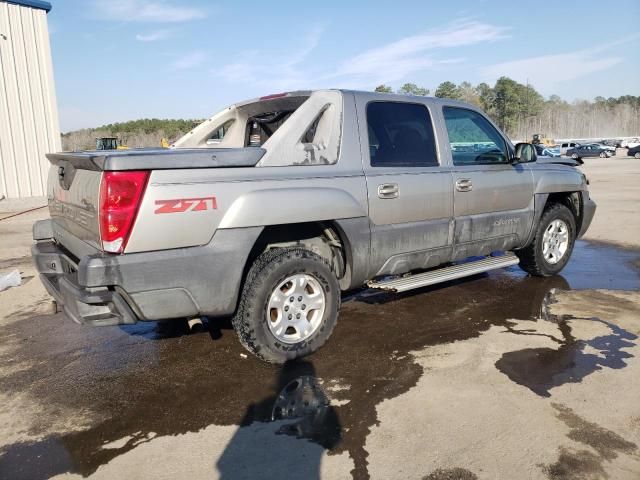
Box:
[61, 118, 202, 151]
[375, 78, 640, 140]
[61, 78, 639, 150]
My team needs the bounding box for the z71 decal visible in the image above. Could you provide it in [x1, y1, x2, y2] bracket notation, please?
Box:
[154, 196, 218, 214]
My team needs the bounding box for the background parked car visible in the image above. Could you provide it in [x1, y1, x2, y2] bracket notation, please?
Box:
[559, 141, 579, 155]
[542, 147, 561, 157]
[534, 143, 561, 157]
[628, 145, 640, 159]
[621, 138, 640, 149]
[566, 143, 614, 159]
[593, 143, 616, 153]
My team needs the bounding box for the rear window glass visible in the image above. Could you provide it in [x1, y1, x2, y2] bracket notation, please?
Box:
[366, 102, 438, 167]
[245, 111, 294, 147]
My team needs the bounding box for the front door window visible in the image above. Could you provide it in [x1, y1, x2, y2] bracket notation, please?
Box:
[443, 107, 509, 165]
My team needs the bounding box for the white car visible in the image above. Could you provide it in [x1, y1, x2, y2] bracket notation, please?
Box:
[621, 138, 640, 149]
[559, 141, 579, 155]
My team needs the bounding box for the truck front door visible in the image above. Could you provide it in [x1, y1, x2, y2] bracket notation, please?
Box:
[357, 98, 454, 277]
[440, 106, 534, 260]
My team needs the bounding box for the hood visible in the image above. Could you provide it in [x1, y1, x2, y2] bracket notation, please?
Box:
[535, 157, 582, 166]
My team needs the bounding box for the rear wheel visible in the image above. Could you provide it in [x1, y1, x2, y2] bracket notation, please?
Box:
[516, 203, 576, 277]
[232, 248, 340, 363]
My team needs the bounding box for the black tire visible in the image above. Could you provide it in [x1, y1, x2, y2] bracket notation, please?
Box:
[232, 247, 340, 363]
[516, 203, 576, 277]
[635, 152, 640, 159]
[571, 153, 578, 159]
[599, 152, 606, 158]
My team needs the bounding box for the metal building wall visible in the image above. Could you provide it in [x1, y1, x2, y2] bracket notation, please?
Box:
[0, 1, 60, 199]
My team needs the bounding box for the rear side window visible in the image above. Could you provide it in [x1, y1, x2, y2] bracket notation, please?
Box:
[206, 120, 234, 145]
[443, 107, 509, 165]
[366, 102, 438, 167]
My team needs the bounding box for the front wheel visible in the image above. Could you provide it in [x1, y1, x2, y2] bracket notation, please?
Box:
[516, 203, 576, 277]
[634, 152, 640, 159]
[599, 152, 607, 158]
[232, 248, 340, 363]
[571, 153, 579, 159]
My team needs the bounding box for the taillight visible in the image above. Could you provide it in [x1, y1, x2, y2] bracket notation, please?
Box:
[99, 171, 149, 253]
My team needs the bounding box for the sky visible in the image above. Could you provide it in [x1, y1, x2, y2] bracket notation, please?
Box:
[45, 0, 640, 132]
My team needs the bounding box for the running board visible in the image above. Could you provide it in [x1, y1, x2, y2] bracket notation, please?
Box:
[367, 253, 520, 293]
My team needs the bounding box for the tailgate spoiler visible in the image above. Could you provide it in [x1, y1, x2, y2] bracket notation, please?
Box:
[46, 147, 266, 171]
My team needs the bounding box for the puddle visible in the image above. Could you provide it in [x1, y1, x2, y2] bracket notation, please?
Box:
[495, 315, 637, 397]
[522, 240, 640, 291]
[541, 403, 638, 480]
[551, 403, 637, 460]
[0, 240, 638, 479]
[542, 447, 606, 480]
[423, 468, 479, 480]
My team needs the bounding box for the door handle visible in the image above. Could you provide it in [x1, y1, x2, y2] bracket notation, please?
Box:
[455, 179, 473, 192]
[377, 183, 399, 199]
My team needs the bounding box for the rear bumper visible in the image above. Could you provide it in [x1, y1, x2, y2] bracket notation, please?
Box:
[32, 220, 262, 325]
[32, 241, 137, 326]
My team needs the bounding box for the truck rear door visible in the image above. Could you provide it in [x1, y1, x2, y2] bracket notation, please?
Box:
[356, 97, 454, 277]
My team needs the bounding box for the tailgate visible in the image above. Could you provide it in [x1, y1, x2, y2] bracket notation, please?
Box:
[44, 147, 265, 257]
[46, 157, 102, 256]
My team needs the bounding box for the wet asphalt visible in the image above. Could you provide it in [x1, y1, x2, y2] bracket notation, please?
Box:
[0, 240, 638, 480]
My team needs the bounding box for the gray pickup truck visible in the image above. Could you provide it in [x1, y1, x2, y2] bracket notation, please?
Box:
[32, 90, 596, 363]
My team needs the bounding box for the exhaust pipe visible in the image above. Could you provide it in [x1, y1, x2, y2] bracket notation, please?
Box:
[187, 317, 204, 333]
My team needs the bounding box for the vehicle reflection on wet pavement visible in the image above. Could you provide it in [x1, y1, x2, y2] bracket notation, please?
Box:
[0, 240, 638, 479]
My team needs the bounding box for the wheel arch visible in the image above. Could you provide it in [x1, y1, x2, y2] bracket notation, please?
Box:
[520, 191, 584, 248]
[545, 191, 583, 232]
[241, 220, 357, 294]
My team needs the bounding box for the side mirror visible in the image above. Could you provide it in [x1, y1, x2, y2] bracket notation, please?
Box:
[513, 143, 537, 163]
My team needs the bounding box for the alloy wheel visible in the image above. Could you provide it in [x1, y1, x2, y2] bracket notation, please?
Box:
[266, 274, 326, 344]
[542, 219, 570, 265]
